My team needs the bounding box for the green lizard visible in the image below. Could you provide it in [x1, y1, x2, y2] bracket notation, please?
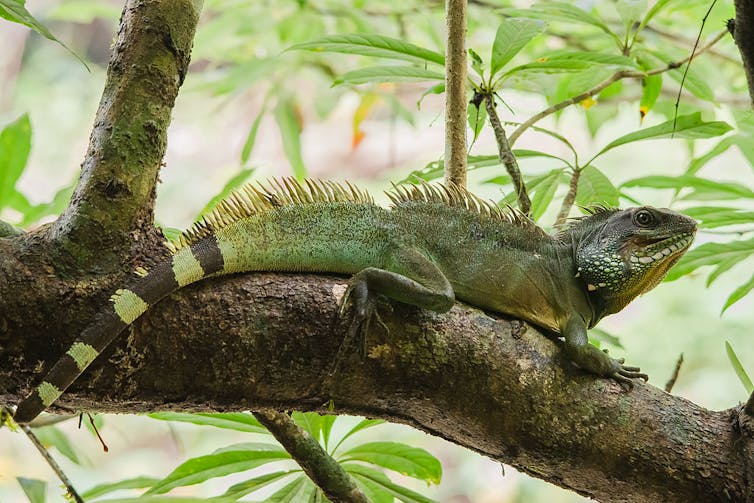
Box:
[14, 178, 696, 423]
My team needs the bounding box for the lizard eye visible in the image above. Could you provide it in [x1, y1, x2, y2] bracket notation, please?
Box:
[633, 209, 656, 227]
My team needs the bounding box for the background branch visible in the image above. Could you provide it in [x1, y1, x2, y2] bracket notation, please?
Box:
[254, 410, 369, 503]
[444, 0, 468, 187]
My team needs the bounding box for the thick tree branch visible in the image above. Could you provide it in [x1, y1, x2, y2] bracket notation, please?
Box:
[253, 410, 369, 503]
[52, 0, 201, 268]
[444, 0, 468, 187]
[734, 0, 754, 107]
[1, 262, 751, 502]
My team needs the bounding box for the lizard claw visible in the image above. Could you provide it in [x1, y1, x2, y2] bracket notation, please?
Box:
[610, 362, 649, 391]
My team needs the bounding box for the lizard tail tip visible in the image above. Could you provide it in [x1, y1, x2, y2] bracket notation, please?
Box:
[14, 396, 43, 424]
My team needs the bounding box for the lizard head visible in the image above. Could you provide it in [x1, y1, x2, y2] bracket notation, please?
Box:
[571, 206, 696, 314]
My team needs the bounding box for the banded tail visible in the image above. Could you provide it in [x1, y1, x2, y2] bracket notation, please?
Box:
[14, 236, 226, 423]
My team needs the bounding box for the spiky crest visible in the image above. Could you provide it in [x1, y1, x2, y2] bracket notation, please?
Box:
[171, 178, 374, 251]
[555, 205, 621, 241]
[386, 181, 543, 233]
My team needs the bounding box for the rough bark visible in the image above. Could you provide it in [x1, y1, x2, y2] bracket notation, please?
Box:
[1, 258, 752, 502]
[734, 0, 754, 107]
[52, 0, 201, 270]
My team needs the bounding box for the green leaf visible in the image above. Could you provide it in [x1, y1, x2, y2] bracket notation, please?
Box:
[288, 34, 445, 66]
[222, 470, 299, 500]
[241, 108, 265, 165]
[0, 1, 89, 69]
[469, 48, 484, 78]
[467, 101, 487, 143]
[594, 113, 732, 158]
[267, 476, 314, 503]
[16, 477, 45, 503]
[349, 467, 393, 503]
[291, 411, 322, 439]
[529, 169, 562, 221]
[274, 98, 307, 179]
[417, 83, 445, 109]
[198, 169, 255, 217]
[490, 18, 545, 76]
[685, 136, 737, 177]
[664, 237, 754, 282]
[81, 476, 160, 500]
[621, 176, 754, 200]
[146, 447, 290, 494]
[33, 425, 81, 465]
[335, 65, 445, 85]
[725, 341, 754, 394]
[320, 415, 337, 451]
[588, 327, 624, 349]
[331, 418, 385, 454]
[0, 114, 31, 208]
[505, 2, 614, 36]
[637, 0, 674, 32]
[639, 74, 662, 118]
[665, 64, 715, 102]
[346, 464, 437, 503]
[148, 412, 269, 434]
[616, 0, 647, 25]
[576, 166, 619, 207]
[87, 498, 236, 503]
[340, 442, 442, 484]
[17, 181, 75, 226]
[682, 206, 754, 229]
[722, 272, 754, 314]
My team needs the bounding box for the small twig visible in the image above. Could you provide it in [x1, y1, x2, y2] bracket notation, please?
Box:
[444, 0, 468, 187]
[484, 94, 530, 215]
[672, 2, 722, 135]
[21, 422, 84, 503]
[509, 29, 728, 146]
[664, 353, 685, 393]
[253, 410, 369, 503]
[554, 168, 582, 228]
[745, 390, 754, 417]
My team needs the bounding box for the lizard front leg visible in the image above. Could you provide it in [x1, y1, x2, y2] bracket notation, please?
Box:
[330, 247, 455, 377]
[562, 317, 648, 389]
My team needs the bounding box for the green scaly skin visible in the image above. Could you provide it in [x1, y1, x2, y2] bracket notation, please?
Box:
[14, 179, 696, 423]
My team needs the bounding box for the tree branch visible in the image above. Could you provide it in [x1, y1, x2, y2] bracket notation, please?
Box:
[2, 269, 751, 502]
[484, 95, 530, 215]
[554, 168, 581, 228]
[444, 0, 468, 187]
[253, 410, 369, 503]
[52, 0, 201, 268]
[733, 0, 754, 107]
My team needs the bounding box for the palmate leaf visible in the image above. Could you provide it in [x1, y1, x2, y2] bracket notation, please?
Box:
[148, 412, 269, 434]
[490, 18, 545, 76]
[267, 475, 315, 503]
[340, 441, 442, 484]
[288, 34, 444, 66]
[291, 411, 323, 439]
[89, 498, 236, 503]
[726, 341, 754, 394]
[503, 2, 613, 34]
[682, 206, 754, 229]
[529, 168, 562, 221]
[145, 445, 289, 494]
[331, 418, 386, 454]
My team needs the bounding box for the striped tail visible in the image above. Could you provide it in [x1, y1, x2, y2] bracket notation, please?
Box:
[14, 236, 226, 423]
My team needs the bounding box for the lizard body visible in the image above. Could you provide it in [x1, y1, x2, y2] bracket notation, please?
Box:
[14, 179, 696, 423]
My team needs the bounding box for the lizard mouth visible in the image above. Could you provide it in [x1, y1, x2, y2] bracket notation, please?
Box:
[629, 232, 695, 265]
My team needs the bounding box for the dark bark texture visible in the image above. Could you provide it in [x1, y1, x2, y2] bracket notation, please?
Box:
[734, 0, 754, 107]
[2, 0, 754, 502]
